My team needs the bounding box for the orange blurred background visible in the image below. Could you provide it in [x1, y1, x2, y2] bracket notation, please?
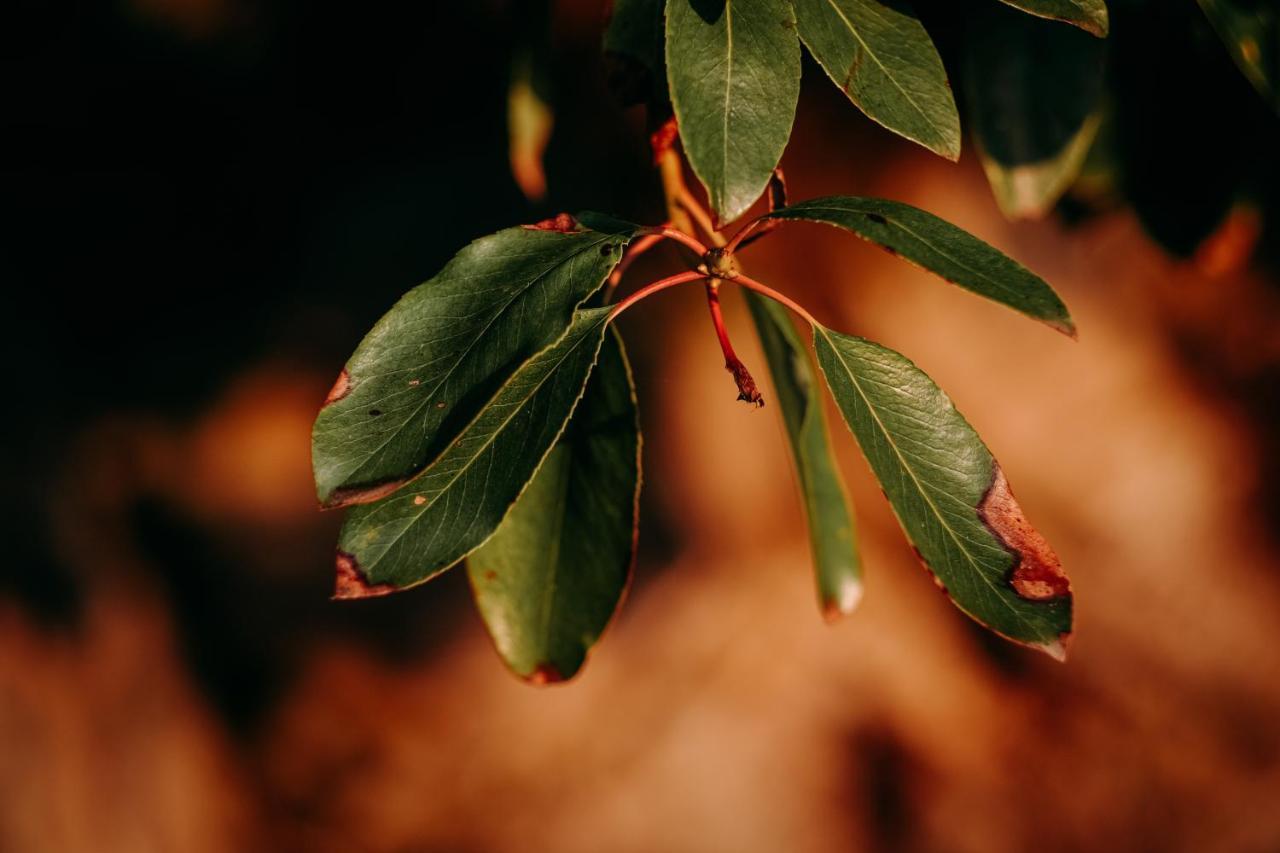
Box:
[2, 1, 1279, 851]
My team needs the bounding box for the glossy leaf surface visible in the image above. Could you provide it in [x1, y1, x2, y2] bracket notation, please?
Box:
[745, 292, 862, 618]
[793, 0, 959, 160]
[763, 196, 1074, 335]
[334, 307, 613, 596]
[666, 0, 801, 223]
[813, 326, 1072, 657]
[468, 330, 640, 682]
[312, 218, 636, 507]
[996, 0, 1109, 37]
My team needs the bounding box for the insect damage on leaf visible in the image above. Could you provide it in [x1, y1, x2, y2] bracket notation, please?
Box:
[523, 212, 580, 232]
[333, 552, 396, 600]
[979, 465, 1071, 602]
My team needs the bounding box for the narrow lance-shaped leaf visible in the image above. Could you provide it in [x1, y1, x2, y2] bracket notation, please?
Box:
[762, 196, 1074, 335]
[1197, 0, 1280, 113]
[812, 326, 1072, 657]
[665, 0, 801, 223]
[468, 329, 640, 683]
[792, 0, 960, 160]
[745, 292, 862, 619]
[965, 4, 1107, 219]
[312, 216, 637, 508]
[334, 307, 613, 597]
[995, 0, 1109, 38]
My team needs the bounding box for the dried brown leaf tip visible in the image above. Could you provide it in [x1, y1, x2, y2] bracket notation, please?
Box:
[333, 551, 397, 600]
[522, 213, 579, 233]
[979, 465, 1071, 602]
[323, 369, 351, 407]
[526, 664, 565, 686]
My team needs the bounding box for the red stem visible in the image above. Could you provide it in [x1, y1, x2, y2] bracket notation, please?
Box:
[607, 270, 709, 321]
[641, 225, 709, 257]
[705, 281, 763, 406]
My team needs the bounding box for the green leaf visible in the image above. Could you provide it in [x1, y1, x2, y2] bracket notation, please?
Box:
[762, 196, 1075, 335]
[965, 4, 1107, 219]
[312, 216, 637, 508]
[792, 0, 960, 160]
[994, 0, 1109, 37]
[333, 307, 614, 597]
[1197, 0, 1280, 112]
[745, 292, 862, 619]
[812, 326, 1072, 657]
[467, 329, 640, 683]
[665, 0, 802, 223]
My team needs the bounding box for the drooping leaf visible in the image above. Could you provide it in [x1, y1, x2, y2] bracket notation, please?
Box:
[995, 0, 1109, 37]
[312, 216, 637, 508]
[665, 0, 802, 223]
[792, 0, 960, 160]
[333, 307, 614, 597]
[745, 292, 862, 618]
[468, 329, 640, 683]
[1197, 0, 1280, 112]
[965, 4, 1107, 219]
[762, 196, 1074, 335]
[812, 326, 1072, 657]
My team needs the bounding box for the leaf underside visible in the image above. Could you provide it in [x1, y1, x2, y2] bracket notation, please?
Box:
[813, 326, 1072, 657]
[763, 196, 1075, 335]
[666, 0, 802, 224]
[468, 329, 640, 682]
[745, 292, 862, 618]
[793, 0, 960, 160]
[995, 0, 1109, 37]
[335, 307, 613, 595]
[965, 4, 1108, 219]
[312, 217, 636, 508]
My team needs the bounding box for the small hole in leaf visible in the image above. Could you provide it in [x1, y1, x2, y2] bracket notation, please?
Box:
[369, 409, 382, 417]
[867, 213, 887, 225]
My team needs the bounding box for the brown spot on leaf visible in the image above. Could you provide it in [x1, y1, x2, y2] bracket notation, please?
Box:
[323, 478, 408, 509]
[413, 495, 426, 506]
[333, 551, 396, 600]
[408, 379, 420, 386]
[323, 369, 351, 406]
[523, 213, 579, 233]
[978, 465, 1071, 602]
[526, 664, 564, 686]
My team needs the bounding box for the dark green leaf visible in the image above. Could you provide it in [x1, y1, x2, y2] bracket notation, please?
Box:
[467, 329, 640, 683]
[965, 4, 1106, 219]
[333, 307, 613, 597]
[1197, 0, 1280, 112]
[813, 326, 1072, 657]
[793, 0, 960, 160]
[312, 217, 637, 508]
[665, 0, 802, 223]
[605, 0, 665, 73]
[746, 292, 862, 618]
[994, 0, 1109, 37]
[762, 196, 1074, 335]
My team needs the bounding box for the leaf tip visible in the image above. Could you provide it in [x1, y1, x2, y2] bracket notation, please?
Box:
[1033, 635, 1071, 663]
[525, 663, 566, 686]
[822, 577, 864, 623]
[332, 551, 396, 600]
